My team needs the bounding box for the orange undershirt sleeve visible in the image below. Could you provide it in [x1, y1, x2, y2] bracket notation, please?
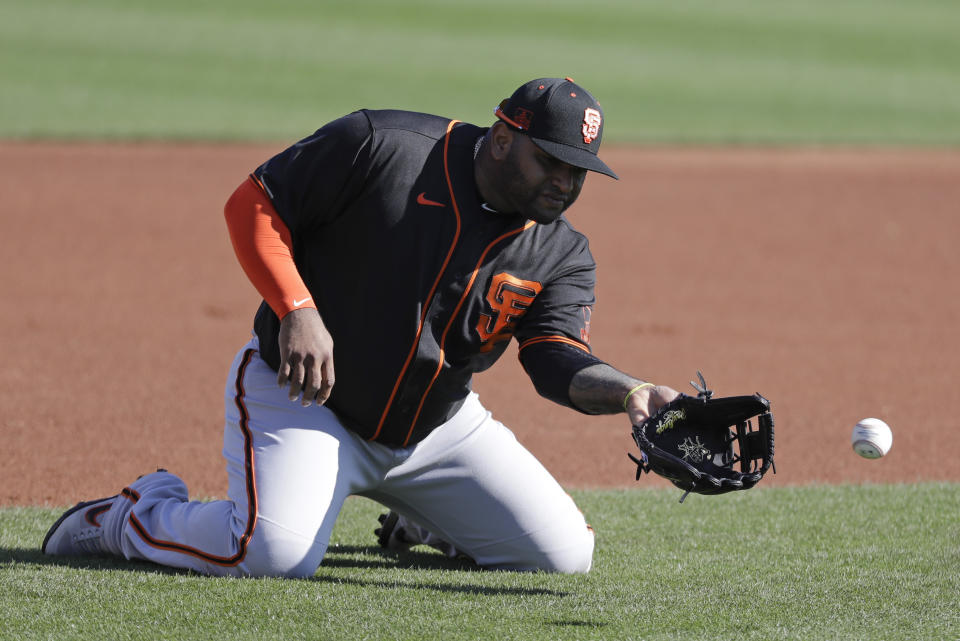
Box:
[224, 176, 315, 320]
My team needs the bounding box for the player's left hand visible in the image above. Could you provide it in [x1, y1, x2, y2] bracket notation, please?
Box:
[627, 373, 776, 502]
[624, 384, 681, 426]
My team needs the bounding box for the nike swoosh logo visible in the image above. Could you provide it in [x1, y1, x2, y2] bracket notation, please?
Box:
[85, 504, 112, 527]
[293, 297, 312, 307]
[417, 192, 445, 208]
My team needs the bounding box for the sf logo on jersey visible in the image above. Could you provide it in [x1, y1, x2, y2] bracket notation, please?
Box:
[476, 273, 542, 352]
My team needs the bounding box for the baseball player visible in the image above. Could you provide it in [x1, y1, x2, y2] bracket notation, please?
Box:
[42, 77, 680, 576]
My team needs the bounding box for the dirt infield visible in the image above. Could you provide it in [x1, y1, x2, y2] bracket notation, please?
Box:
[2, 142, 958, 506]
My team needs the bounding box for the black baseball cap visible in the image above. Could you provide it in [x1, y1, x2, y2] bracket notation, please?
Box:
[495, 77, 618, 180]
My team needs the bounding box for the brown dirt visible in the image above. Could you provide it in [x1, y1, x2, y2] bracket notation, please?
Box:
[2, 141, 958, 506]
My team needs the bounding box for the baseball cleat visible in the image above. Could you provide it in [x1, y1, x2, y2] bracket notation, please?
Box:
[41, 468, 168, 556]
[375, 511, 413, 550]
[374, 512, 465, 560]
[41, 495, 118, 556]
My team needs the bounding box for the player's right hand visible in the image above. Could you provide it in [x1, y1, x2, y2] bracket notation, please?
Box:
[277, 308, 335, 407]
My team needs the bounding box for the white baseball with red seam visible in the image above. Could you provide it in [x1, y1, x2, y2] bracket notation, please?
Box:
[851, 418, 893, 459]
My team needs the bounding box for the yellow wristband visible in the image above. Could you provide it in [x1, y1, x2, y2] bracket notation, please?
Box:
[623, 382, 655, 411]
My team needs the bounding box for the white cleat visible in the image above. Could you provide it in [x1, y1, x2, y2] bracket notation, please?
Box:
[41, 496, 118, 556]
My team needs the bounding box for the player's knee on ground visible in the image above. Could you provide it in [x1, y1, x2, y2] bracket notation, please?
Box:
[242, 519, 325, 579]
[482, 521, 594, 574]
[538, 524, 595, 574]
[533, 498, 596, 574]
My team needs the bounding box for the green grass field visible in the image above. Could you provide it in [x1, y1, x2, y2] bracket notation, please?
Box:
[3, 2, 959, 639]
[2, 485, 958, 641]
[2, 0, 959, 143]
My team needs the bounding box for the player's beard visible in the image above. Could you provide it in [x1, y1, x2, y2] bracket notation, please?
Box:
[499, 152, 582, 224]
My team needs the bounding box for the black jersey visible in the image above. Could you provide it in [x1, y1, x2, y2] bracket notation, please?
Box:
[251, 109, 599, 446]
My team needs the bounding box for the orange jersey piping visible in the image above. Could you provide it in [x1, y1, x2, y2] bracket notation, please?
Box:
[369, 120, 463, 442]
[402, 219, 537, 447]
[249, 172, 268, 195]
[126, 348, 259, 567]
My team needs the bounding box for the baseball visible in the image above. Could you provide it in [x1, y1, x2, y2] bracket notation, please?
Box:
[851, 418, 893, 459]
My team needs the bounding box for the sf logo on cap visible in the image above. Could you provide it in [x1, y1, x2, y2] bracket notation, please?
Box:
[513, 107, 534, 130]
[582, 108, 601, 144]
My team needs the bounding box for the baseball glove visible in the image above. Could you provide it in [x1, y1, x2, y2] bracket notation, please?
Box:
[628, 372, 775, 502]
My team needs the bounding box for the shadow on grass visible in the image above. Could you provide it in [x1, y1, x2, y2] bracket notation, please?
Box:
[318, 545, 571, 596]
[0, 545, 183, 575]
[545, 619, 607, 628]
[1, 545, 569, 597]
[321, 544, 479, 571]
[311, 573, 568, 597]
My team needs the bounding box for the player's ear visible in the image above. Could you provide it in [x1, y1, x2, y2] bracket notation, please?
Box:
[488, 122, 515, 161]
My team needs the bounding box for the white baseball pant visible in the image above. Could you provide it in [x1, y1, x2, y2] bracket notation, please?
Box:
[105, 337, 594, 577]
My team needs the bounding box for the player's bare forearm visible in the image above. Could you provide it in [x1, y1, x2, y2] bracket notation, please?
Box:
[568, 363, 639, 414]
[569, 363, 680, 424]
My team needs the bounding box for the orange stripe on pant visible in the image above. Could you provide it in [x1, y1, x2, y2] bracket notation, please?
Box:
[125, 348, 259, 567]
